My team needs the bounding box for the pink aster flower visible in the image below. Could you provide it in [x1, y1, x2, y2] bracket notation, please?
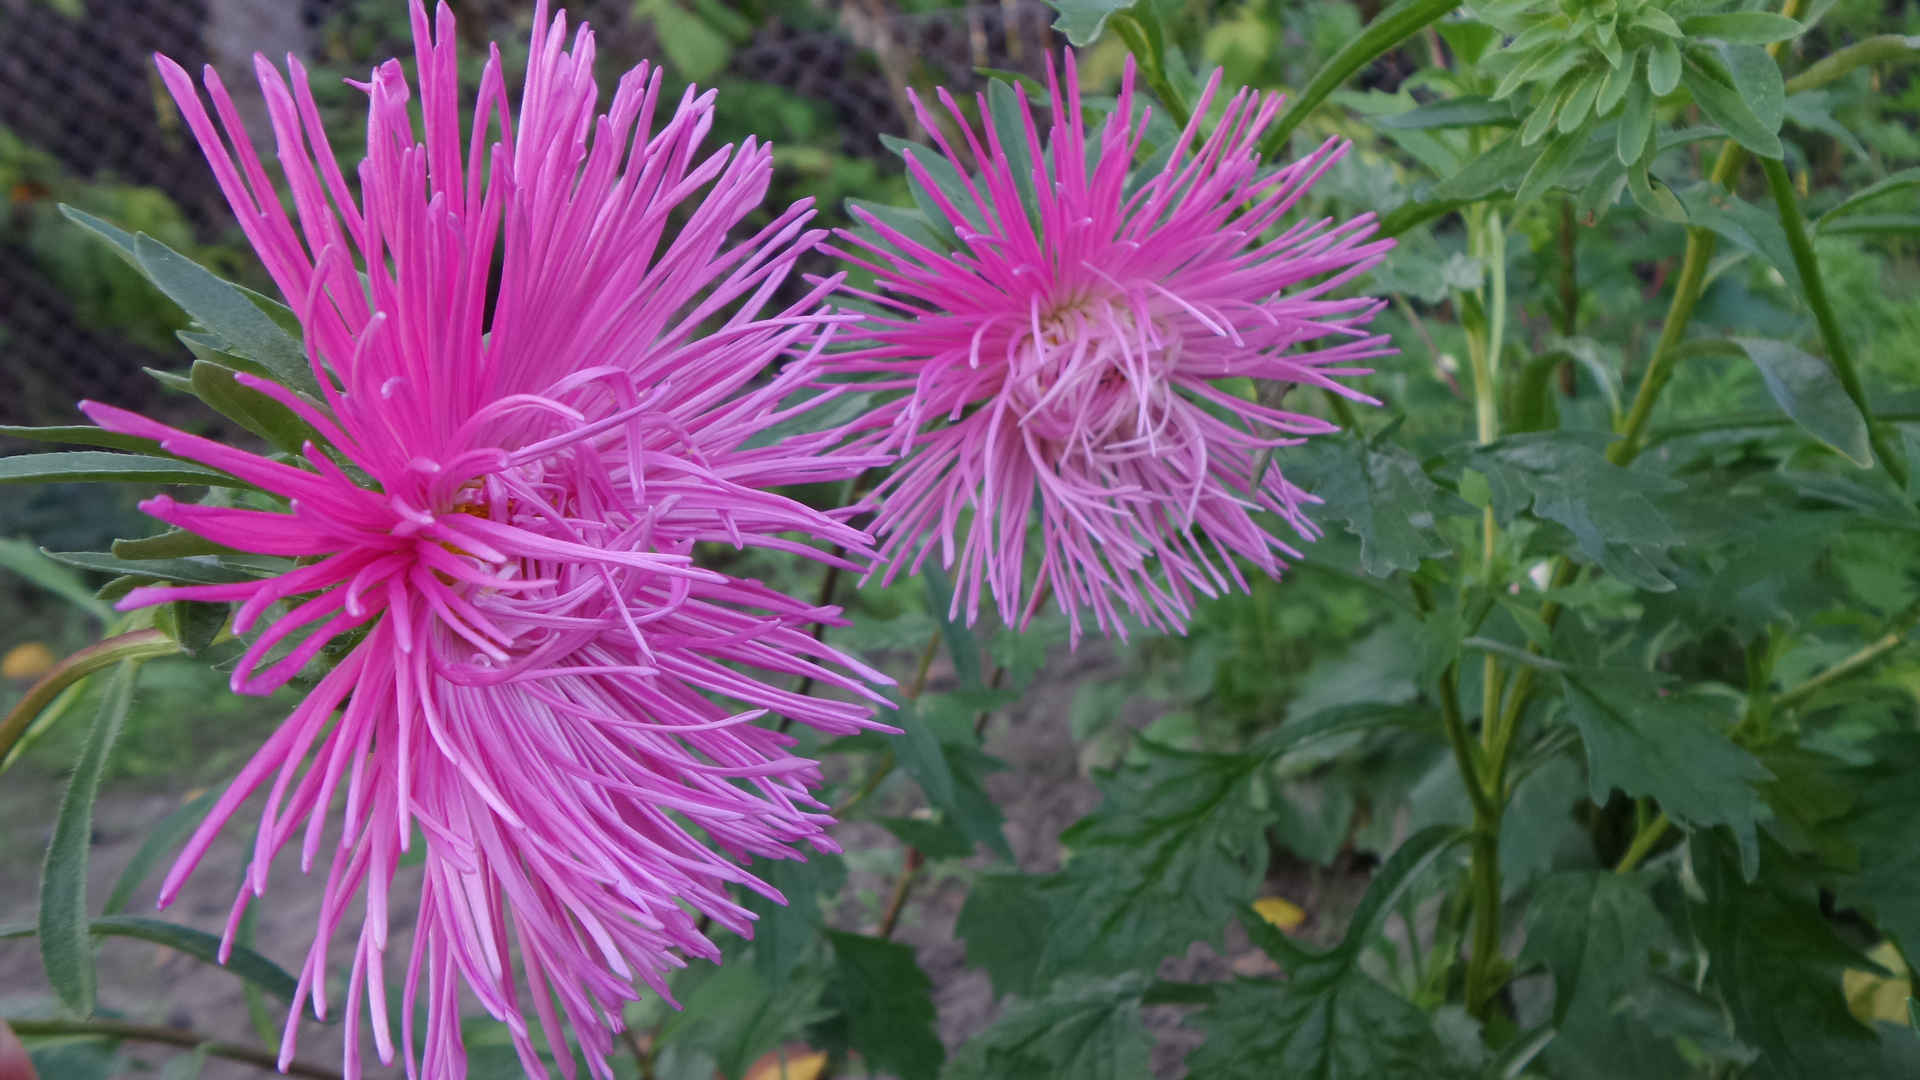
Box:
[825, 55, 1395, 640]
[80, 3, 888, 1076]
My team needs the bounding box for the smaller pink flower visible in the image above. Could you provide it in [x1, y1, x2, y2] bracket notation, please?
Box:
[825, 53, 1395, 641]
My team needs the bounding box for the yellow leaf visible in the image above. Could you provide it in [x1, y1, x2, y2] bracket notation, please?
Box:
[743, 1049, 828, 1080]
[1254, 895, 1306, 932]
[1844, 941, 1912, 1026]
[1, 642, 55, 680]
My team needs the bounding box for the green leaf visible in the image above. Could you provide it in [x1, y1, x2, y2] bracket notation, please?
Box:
[1821, 167, 1920, 222]
[1683, 54, 1784, 159]
[1722, 44, 1787, 137]
[1186, 828, 1470, 1079]
[1828, 735, 1920, 957]
[43, 550, 274, 587]
[0, 539, 115, 622]
[0, 452, 241, 488]
[824, 932, 943, 1080]
[877, 815, 975, 859]
[39, 664, 135, 1016]
[946, 975, 1152, 1080]
[1680, 12, 1805, 44]
[1374, 95, 1521, 129]
[1561, 675, 1771, 876]
[955, 873, 1059, 998]
[1464, 433, 1684, 590]
[892, 697, 959, 812]
[0, 424, 161, 454]
[1044, 0, 1142, 45]
[184, 358, 320, 454]
[1648, 38, 1682, 95]
[1433, 131, 1539, 201]
[110, 530, 235, 560]
[1520, 871, 1667, 1025]
[1286, 435, 1471, 575]
[103, 788, 218, 915]
[89, 915, 300, 1004]
[743, 854, 841, 988]
[1733, 337, 1872, 466]
[1517, 124, 1592, 207]
[1261, 0, 1466, 154]
[923, 565, 983, 689]
[1684, 186, 1805, 294]
[657, 960, 824, 1079]
[1690, 832, 1884, 1078]
[1617, 77, 1654, 165]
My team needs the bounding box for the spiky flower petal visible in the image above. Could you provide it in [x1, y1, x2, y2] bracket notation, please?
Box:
[827, 54, 1394, 640]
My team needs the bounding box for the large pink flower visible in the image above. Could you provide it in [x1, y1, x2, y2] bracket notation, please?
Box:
[84, 3, 888, 1076]
[826, 55, 1395, 640]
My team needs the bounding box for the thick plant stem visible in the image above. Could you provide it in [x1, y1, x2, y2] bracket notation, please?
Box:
[1465, 823, 1505, 1017]
[3, 1017, 342, 1079]
[1760, 155, 1909, 487]
[0, 629, 181, 770]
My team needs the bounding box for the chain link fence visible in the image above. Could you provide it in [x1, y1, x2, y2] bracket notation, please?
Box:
[0, 0, 1060, 427]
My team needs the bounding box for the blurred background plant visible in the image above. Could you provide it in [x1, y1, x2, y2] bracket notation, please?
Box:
[5, 0, 1920, 1077]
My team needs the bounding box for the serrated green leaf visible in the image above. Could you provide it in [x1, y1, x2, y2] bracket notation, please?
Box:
[1691, 832, 1884, 1078]
[1828, 735, 1920, 957]
[658, 959, 823, 1079]
[0, 452, 240, 488]
[103, 788, 218, 914]
[1733, 337, 1872, 466]
[946, 975, 1151, 1080]
[1561, 675, 1771, 875]
[1044, 0, 1140, 45]
[743, 854, 842, 988]
[1287, 435, 1471, 575]
[1188, 828, 1470, 1079]
[1521, 871, 1667, 1025]
[1465, 433, 1683, 590]
[1683, 54, 1783, 158]
[1680, 12, 1805, 44]
[39, 663, 134, 1016]
[955, 873, 1059, 998]
[824, 932, 943, 1080]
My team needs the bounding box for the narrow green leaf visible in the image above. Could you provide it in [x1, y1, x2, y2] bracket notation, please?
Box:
[0, 425, 160, 454]
[1557, 72, 1602, 133]
[0, 539, 115, 622]
[1733, 337, 1872, 466]
[39, 664, 135, 1016]
[103, 788, 219, 916]
[90, 915, 300, 1003]
[922, 565, 983, 689]
[185, 359, 321, 454]
[1596, 50, 1638, 117]
[824, 932, 943, 1080]
[1374, 95, 1519, 129]
[1680, 12, 1805, 44]
[1682, 55, 1783, 159]
[129, 233, 319, 398]
[0, 452, 240, 488]
[110, 530, 236, 560]
[891, 699, 958, 812]
[1617, 78, 1653, 165]
[1517, 124, 1591, 207]
[1433, 131, 1539, 201]
[1648, 38, 1682, 95]
[1821, 168, 1920, 221]
[42, 551, 273, 587]
[1260, 0, 1465, 155]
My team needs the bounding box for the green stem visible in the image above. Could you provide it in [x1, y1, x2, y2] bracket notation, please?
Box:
[1787, 34, 1920, 95]
[0, 629, 181, 770]
[1464, 823, 1505, 1016]
[1613, 813, 1672, 873]
[3, 1017, 341, 1079]
[1760, 155, 1908, 487]
[1776, 605, 1920, 709]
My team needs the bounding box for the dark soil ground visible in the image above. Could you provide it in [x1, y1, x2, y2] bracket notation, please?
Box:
[0, 644, 1370, 1080]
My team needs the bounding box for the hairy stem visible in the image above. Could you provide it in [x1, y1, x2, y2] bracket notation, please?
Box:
[0, 629, 181, 770]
